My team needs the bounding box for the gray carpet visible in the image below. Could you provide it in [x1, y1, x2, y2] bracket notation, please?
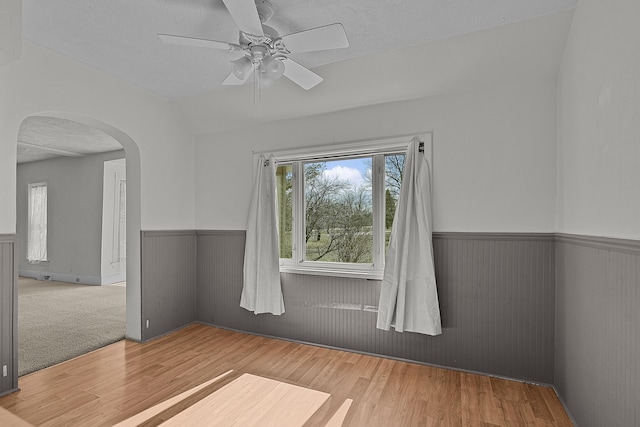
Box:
[18, 277, 126, 376]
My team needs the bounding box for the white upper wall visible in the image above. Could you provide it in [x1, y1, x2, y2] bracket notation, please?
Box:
[1, 9, 576, 235]
[0, 41, 196, 233]
[195, 77, 558, 232]
[557, 0, 640, 239]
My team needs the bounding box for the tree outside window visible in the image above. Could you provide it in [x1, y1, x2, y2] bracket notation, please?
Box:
[276, 153, 405, 271]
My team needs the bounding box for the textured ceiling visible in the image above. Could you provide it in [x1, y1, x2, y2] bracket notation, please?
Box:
[175, 10, 576, 135]
[17, 116, 122, 164]
[23, 0, 578, 101]
[17, 0, 577, 162]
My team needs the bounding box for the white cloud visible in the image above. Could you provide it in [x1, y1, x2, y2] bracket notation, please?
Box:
[324, 165, 365, 187]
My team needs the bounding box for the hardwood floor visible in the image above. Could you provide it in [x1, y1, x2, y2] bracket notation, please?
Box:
[0, 323, 572, 426]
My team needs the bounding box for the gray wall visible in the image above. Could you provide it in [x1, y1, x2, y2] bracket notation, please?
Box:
[555, 234, 640, 427]
[141, 231, 197, 342]
[16, 151, 125, 285]
[196, 230, 556, 383]
[0, 235, 17, 395]
[93, 228, 640, 425]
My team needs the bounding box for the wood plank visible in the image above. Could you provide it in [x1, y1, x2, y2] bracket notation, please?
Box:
[0, 406, 33, 427]
[0, 324, 573, 426]
[324, 399, 353, 427]
[159, 374, 329, 427]
[112, 370, 233, 427]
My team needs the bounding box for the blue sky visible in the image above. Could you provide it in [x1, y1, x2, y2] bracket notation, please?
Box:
[322, 158, 370, 188]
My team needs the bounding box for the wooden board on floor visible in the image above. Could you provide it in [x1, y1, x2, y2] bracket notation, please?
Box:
[0, 323, 573, 426]
[0, 406, 33, 427]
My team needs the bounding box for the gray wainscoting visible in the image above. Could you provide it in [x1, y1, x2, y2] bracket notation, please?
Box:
[140, 231, 197, 342]
[0, 235, 17, 396]
[196, 230, 556, 383]
[196, 231, 244, 325]
[555, 234, 640, 427]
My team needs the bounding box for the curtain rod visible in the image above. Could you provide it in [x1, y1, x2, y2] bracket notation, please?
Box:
[252, 132, 433, 157]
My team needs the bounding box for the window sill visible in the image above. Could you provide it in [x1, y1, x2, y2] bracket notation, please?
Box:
[279, 265, 383, 281]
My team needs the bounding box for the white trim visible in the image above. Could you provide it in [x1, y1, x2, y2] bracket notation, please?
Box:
[257, 133, 432, 164]
[280, 265, 383, 280]
[101, 272, 127, 285]
[372, 153, 385, 270]
[292, 161, 303, 266]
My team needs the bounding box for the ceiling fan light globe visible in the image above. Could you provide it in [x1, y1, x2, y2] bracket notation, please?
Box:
[260, 74, 276, 87]
[231, 56, 252, 79]
[261, 56, 285, 80]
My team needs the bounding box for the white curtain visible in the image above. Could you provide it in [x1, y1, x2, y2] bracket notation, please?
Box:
[376, 140, 441, 335]
[27, 183, 48, 263]
[240, 154, 285, 315]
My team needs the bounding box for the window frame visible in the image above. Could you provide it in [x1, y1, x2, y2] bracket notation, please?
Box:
[266, 133, 432, 280]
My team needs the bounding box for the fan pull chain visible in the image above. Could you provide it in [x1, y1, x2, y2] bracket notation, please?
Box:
[253, 63, 257, 104]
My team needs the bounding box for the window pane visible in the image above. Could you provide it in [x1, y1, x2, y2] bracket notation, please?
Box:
[304, 158, 372, 264]
[276, 164, 293, 259]
[384, 154, 406, 250]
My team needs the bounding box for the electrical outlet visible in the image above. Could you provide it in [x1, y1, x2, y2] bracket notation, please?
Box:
[2, 365, 7, 377]
[146, 319, 149, 328]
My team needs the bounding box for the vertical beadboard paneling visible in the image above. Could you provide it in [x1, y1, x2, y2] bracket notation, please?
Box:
[0, 235, 17, 395]
[141, 231, 197, 341]
[196, 231, 556, 383]
[555, 234, 640, 427]
[196, 231, 246, 326]
[431, 233, 555, 382]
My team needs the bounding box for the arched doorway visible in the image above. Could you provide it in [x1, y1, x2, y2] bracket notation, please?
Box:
[16, 112, 142, 355]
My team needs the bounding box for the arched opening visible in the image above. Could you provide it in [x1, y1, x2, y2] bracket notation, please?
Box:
[15, 112, 142, 375]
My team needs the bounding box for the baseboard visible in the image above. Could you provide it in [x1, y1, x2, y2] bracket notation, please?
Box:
[552, 385, 579, 426]
[0, 387, 19, 398]
[141, 321, 199, 343]
[19, 270, 102, 286]
[195, 321, 555, 389]
[101, 272, 126, 285]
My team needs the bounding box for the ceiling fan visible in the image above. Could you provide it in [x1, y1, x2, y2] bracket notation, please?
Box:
[159, 0, 349, 90]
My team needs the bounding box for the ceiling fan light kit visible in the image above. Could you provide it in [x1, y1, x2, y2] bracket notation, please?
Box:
[158, 0, 349, 92]
[261, 56, 285, 80]
[231, 56, 253, 80]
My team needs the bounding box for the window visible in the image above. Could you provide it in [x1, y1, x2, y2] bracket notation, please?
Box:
[272, 135, 429, 279]
[27, 182, 48, 263]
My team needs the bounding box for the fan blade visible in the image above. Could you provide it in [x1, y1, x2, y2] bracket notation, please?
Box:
[281, 23, 349, 53]
[222, 70, 254, 86]
[282, 58, 323, 90]
[221, 0, 264, 37]
[159, 34, 242, 51]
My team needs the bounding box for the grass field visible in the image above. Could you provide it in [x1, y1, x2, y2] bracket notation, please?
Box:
[279, 230, 392, 263]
